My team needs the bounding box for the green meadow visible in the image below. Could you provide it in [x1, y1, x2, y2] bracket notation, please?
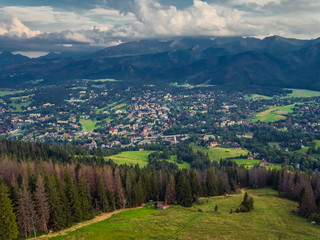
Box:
[95, 102, 126, 114]
[80, 119, 98, 130]
[251, 104, 296, 123]
[232, 159, 260, 168]
[245, 94, 272, 100]
[9, 101, 32, 112]
[106, 151, 190, 169]
[284, 88, 320, 98]
[0, 90, 24, 97]
[48, 188, 320, 240]
[190, 143, 249, 162]
[70, 87, 87, 90]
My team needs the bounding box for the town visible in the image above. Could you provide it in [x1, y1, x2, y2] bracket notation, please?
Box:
[1, 81, 320, 159]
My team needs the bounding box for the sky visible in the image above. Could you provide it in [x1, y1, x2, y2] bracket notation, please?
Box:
[0, 0, 320, 55]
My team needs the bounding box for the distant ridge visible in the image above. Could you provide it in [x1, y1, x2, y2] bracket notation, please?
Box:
[1, 36, 320, 90]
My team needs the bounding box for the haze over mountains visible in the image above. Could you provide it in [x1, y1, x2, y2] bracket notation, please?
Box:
[1, 35, 320, 90]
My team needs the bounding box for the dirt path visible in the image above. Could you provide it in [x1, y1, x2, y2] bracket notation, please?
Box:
[32, 204, 145, 240]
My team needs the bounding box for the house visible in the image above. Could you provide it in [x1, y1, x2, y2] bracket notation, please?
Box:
[210, 141, 218, 147]
[109, 128, 118, 135]
[243, 132, 254, 139]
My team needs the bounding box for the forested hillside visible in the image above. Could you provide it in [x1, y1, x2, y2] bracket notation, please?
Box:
[0, 140, 320, 239]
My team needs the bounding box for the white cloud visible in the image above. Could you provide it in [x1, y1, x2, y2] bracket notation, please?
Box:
[0, 18, 40, 38]
[0, 0, 319, 52]
[131, 0, 249, 36]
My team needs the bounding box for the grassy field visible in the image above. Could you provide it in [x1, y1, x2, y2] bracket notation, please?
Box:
[251, 104, 296, 122]
[314, 140, 320, 148]
[110, 103, 126, 111]
[284, 88, 320, 98]
[95, 102, 121, 114]
[92, 84, 106, 88]
[71, 87, 87, 90]
[0, 90, 24, 97]
[245, 94, 272, 100]
[232, 159, 260, 168]
[10, 94, 33, 100]
[48, 188, 320, 240]
[9, 101, 32, 112]
[191, 143, 249, 162]
[106, 151, 190, 169]
[80, 119, 98, 130]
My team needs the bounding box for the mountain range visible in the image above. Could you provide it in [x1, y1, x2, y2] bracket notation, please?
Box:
[1, 35, 320, 90]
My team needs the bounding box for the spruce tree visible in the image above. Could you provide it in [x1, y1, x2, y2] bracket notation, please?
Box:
[78, 176, 93, 220]
[97, 174, 109, 212]
[165, 175, 176, 204]
[0, 179, 18, 240]
[298, 185, 317, 217]
[176, 171, 193, 207]
[64, 171, 83, 222]
[206, 168, 217, 197]
[34, 175, 50, 233]
[46, 175, 67, 230]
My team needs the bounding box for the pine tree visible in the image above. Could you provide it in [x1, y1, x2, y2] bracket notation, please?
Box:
[298, 185, 317, 217]
[34, 175, 50, 233]
[206, 168, 217, 197]
[0, 179, 18, 240]
[78, 176, 93, 220]
[176, 171, 193, 207]
[46, 175, 67, 230]
[64, 171, 83, 222]
[97, 174, 109, 212]
[189, 169, 200, 200]
[165, 175, 176, 204]
[16, 184, 36, 237]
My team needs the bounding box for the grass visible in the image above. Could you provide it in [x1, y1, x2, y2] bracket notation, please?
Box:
[80, 119, 98, 130]
[190, 143, 249, 162]
[10, 94, 33, 100]
[268, 142, 281, 146]
[106, 151, 190, 169]
[245, 94, 272, 100]
[251, 104, 296, 123]
[49, 188, 320, 240]
[110, 103, 126, 111]
[284, 88, 320, 98]
[164, 155, 190, 169]
[9, 101, 32, 112]
[71, 87, 87, 90]
[314, 140, 320, 148]
[232, 159, 260, 168]
[95, 102, 120, 114]
[294, 146, 310, 154]
[0, 90, 24, 97]
[92, 84, 106, 88]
